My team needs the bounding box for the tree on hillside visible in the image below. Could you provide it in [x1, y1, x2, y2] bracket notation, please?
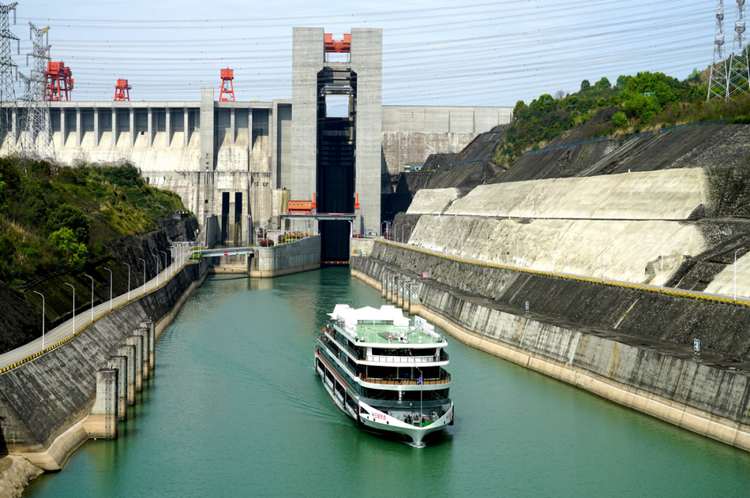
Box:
[48, 228, 88, 267]
[47, 205, 90, 244]
[612, 112, 628, 129]
[580, 79, 591, 91]
[595, 77, 611, 89]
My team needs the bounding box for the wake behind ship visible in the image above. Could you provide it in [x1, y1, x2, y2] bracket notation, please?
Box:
[314, 304, 454, 447]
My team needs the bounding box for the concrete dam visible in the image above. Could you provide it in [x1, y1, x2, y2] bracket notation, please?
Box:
[2, 26, 512, 262]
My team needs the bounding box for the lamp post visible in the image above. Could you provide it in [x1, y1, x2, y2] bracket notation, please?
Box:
[84, 274, 95, 322]
[415, 366, 423, 427]
[139, 258, 146, 295]
[64, 283, 75, 335]
[104, 267, 113, 311]
[735, 247, 745, 303]
[123, 262, 131, 301]
[401, 224, 405, 244]
[160, 251, 168, 280]
[154, 253, 160, 287]
[32, 291, 45, 349]
[393, 223, 399, 243]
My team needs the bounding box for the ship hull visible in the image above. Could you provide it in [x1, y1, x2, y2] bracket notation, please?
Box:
[315, 351, 453, 447]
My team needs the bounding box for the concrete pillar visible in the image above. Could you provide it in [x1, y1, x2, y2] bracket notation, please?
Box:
[117, 344, 136, 406]
[165, 108, 171, 148]
[147, 107, 153, 148]
[93, 108, 99, 147]
[75, 107, 82, 147]
[60, 109, 66, 147]
[129, 108, 135, 148]
[386, 275, 393, 302]
[126, 335, 143, 392]
[107, 356, 128, 421]
[184, 107, 189, 147]
[270, 103, 277, 189]
[134, 327, 150, 381]
[230, 108, 235, 145]
[112, 109, 117, 147]
[200, 87, 215, 171]
[381, 273, 387, 298]
[409, 283, 422, 314]
[397, 279, 404, 308]
[248, 108, 253, 158]
[84, 369, 118, 440]
[141, 320, 156, 370]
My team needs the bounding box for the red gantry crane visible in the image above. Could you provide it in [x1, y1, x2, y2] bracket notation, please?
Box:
[114, 79, 131, 101]
[324, 33, 351, 53]
[44, 62, 74, 101]
[219, 68, 235, 102]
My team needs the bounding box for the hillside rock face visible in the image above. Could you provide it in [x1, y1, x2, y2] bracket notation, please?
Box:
[155, 214, 199, 242]
[0, 220, 197, 355]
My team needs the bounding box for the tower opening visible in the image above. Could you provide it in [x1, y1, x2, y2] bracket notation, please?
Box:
[317, 66, 357, 263]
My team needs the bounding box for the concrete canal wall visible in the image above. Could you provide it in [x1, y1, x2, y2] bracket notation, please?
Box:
[0, 260, 209, 474]
[351, 243, 750, 453]
[250, 236, 321, 277]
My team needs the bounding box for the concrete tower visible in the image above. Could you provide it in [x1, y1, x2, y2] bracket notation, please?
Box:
[291, 27, 382, 261]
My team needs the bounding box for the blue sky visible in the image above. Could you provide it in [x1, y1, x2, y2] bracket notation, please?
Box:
[13, 0, 719, 105]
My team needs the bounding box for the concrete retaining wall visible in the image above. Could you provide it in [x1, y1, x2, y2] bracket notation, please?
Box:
[351, 255, 750, 453]
[406, 215, 705, 286]
[250, 236, 320, 277]
[447, 168, 706, 220]
[350, 239, 376, 258]
[361, 241, 750, 363]
[405, 188, 467, 215]
[0, 260, 208, 470]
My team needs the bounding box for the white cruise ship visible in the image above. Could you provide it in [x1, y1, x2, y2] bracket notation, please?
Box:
[315, 304, 454, 447]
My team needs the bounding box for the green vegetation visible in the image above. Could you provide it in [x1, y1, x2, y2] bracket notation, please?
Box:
[493, 68, 750, 169]
[0, 158, 188, 286]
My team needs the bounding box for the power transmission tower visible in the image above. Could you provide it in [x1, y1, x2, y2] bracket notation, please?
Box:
[22, 22, 55, 164]
[708, 0, 729, 100]
[726, 0, 750, 100]
[0, 2, 20, 155]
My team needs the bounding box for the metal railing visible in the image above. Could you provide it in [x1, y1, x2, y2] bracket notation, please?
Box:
[361, 372, 451, 386]
[365, 350, 449, 364]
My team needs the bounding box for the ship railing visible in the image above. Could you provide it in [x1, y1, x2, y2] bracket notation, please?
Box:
[361, 373, 451, 386]
[365, 352, 448, 364]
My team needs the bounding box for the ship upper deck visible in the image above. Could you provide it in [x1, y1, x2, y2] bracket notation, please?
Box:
[353, 322, 445, 346]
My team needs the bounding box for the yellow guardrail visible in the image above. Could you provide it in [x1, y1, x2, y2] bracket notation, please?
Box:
[380, 240, 749, 308]
[0, 260, 201, 375]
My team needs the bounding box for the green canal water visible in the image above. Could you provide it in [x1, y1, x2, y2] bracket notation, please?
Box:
[24, 268, 750, 497]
